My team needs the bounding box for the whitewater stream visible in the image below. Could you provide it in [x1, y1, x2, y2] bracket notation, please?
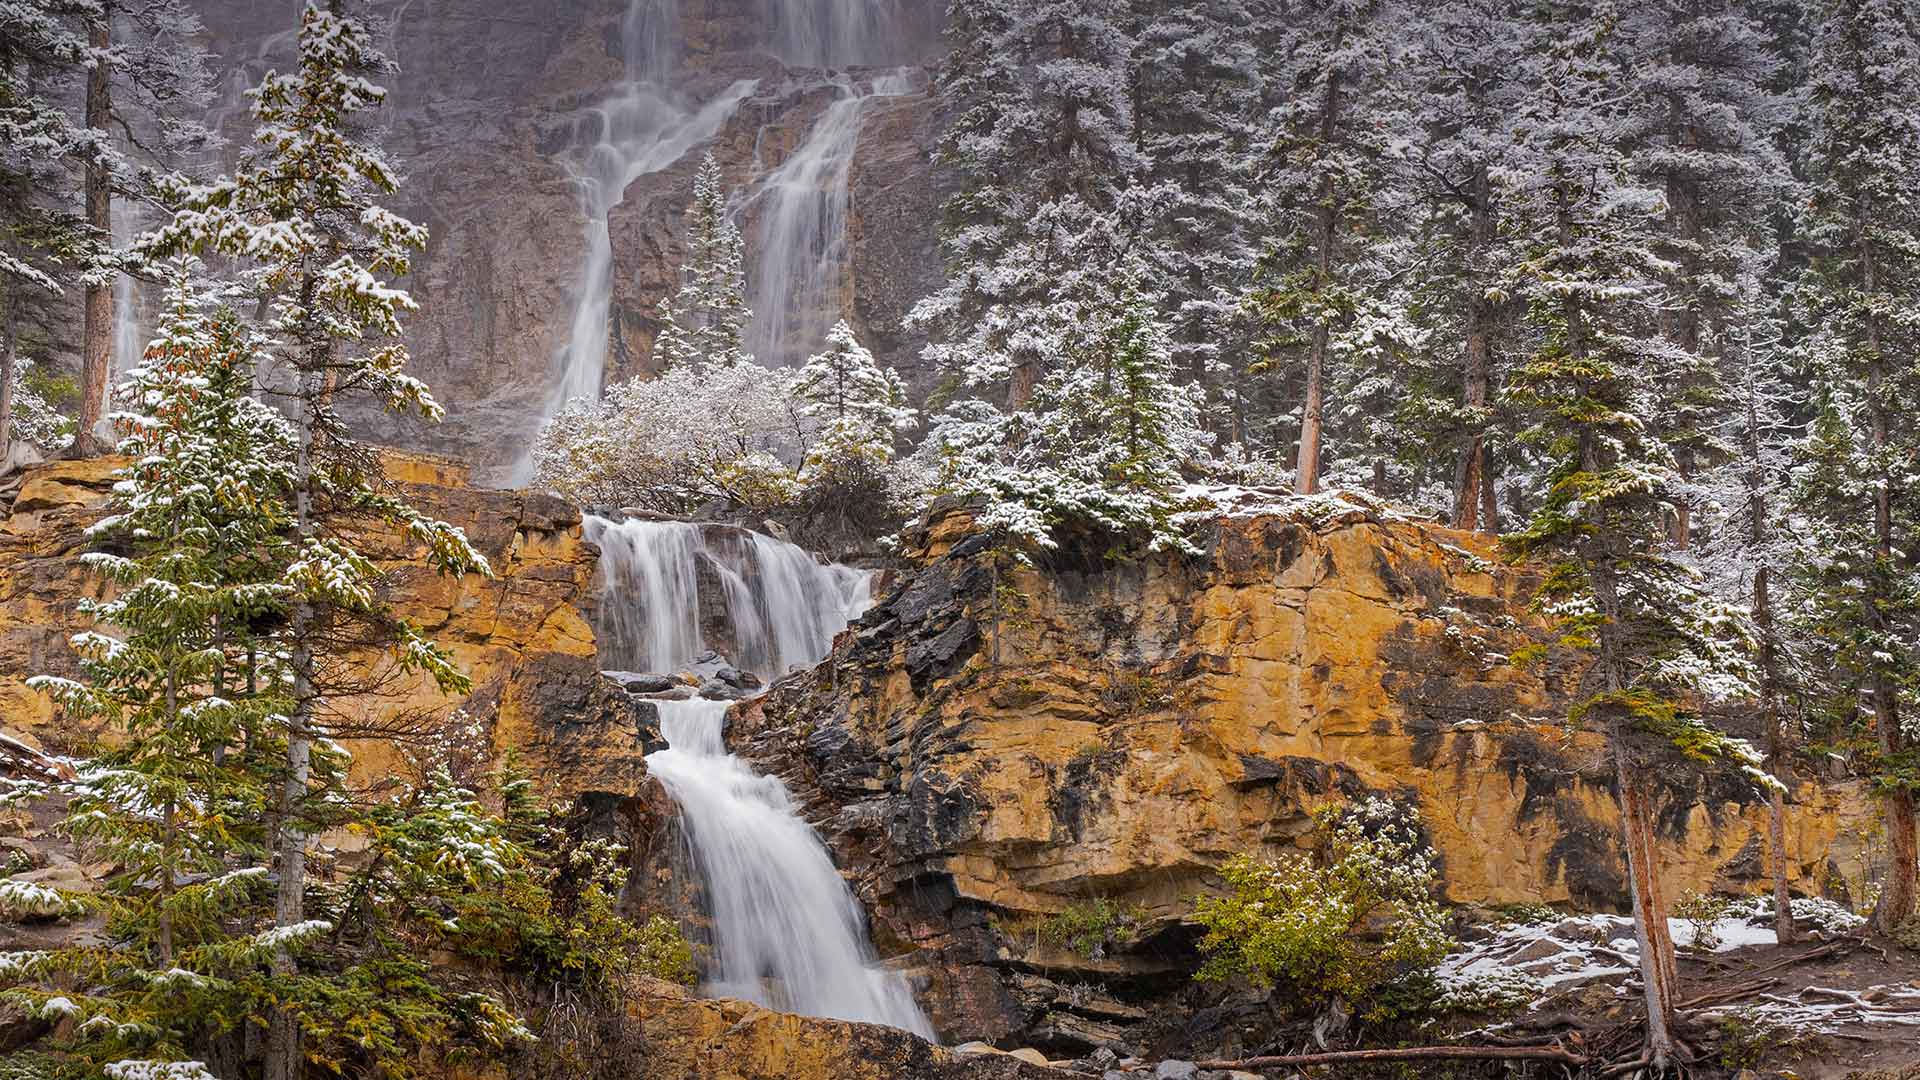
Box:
[585, 516, 934, 1037]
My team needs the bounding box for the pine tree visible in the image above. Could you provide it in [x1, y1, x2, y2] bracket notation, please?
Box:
[1244, 0, 1404, 495]
[1384, 0, 1533, 529]
[654, 152, 752, 371]
[917, 275, 1210, 554]
[795, 319, 915, 483]
[1501, 5, 1765, 1066]
[139, 7, 490, 1076]
[1131, 0, 1264, 395]
[1621, 0, 1792, 547]
[65, 0, 217, 456]
[1788, 0, 1920, 938]
[1, 0, 100, 462]
[7, 259, 295, 1080]
[914, 0, 1144, 408]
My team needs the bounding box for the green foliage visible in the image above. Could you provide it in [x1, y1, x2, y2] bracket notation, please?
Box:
[1713, 1010, 1823, 1069]
[1039, 898, 1148, 958]
[1192, 799, 1452, 1011]
[1673, 890, 1735, 951]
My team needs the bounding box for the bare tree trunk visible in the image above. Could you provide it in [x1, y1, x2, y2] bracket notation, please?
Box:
[1454, 164, 1494, 531]
[0, 285, 17, 464]
[75, 16, 114, 457]
[1754, 562, 1796, 944]
[1295, 69, 1342, 497]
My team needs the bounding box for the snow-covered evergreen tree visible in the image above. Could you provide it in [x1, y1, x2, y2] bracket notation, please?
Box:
[138, 7, 489, 1077]
[1, 0, 99, 461]
[1243, 0, 1407, 495]
[1788, 0, 1920, 938]
[66, 0, 218, 455]
[7, 260, 295, 1080]
[654, 152, 752, 371]
[1621, 0, 1793, 546]
[914, 0, 1144, 407]
[795, 319, 915, 484]
[915, 278, 1210, 554]
[1131, 0, 1264, 394]
[1500, 4, 1769, 1065]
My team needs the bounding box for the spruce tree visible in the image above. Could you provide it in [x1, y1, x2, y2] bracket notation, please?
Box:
[139, 6, 490, 1076]
[1, 0, 99, 461]
[65, 0, 217, 456]
[1789, 0, 1920, 937]
[1502, 4, 1765, 1066]
[1244, 0, 1402, 495]
[795, 318, 915, 483]
[8, 259, 295, 1080]
[654, 152, 752, 371]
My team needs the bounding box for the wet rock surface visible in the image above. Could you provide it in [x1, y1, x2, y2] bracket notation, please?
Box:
[731, 500, 1880, 1047]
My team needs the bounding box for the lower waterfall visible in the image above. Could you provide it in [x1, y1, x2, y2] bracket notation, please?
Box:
[585, 514, 933, 1036]
[646, 698, 934, 1037]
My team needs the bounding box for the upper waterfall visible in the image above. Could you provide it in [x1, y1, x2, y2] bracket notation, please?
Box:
[584, 516, 871, 680]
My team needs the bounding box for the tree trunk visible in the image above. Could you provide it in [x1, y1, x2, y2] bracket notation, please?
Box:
[267, 274, 322, 1080]
[75, 16, 114, 457]
[1453, 164, 1494, 532]
[1861, 234, 1916, 936]
[0, 285, 17, 464]
[1663, 100, 1701, 550]
[1295, 69, 1342, 497]
[1754, 563, 1796, 944]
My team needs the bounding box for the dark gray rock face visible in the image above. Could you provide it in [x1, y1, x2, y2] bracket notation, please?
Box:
[187, 0, 950, 476]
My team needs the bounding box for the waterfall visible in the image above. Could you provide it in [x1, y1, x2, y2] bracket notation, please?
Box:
[646, 698, 934, 1037]
[587, 516, 930, 1035]
[744, 69, 916, 366]
[584, 516, 870, 680]
[513, 0, 758, 483]
[762, 0, 905, 69]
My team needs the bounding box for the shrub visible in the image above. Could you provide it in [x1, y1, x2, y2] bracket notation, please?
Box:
[1192, 798, 1452, 1010]
[1674, 890, 1736, 951]
[1713, 1010, 1823, 1069]
[1040, 898, 1148, 958]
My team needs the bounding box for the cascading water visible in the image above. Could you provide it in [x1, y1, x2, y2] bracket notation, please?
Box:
[584, 515, 930, 1035]
[744, 68, 916, 366]
[584, 517, 870, 680]
[762, 0, 905, 69]
[512, 0, 758, 483]
[646, 698, 934, 1036]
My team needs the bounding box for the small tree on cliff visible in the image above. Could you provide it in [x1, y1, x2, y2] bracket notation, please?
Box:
[139, 6, 489, 1077]
[654, 152, 753, 371]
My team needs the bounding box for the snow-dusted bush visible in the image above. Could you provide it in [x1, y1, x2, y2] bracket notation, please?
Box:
[1192, 799, 1452, 1010]
[530, 360, 806, 512]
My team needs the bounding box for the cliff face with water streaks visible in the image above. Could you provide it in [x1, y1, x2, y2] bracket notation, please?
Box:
[169, 0, 949, 478]
[732, 500, 1880, 1046]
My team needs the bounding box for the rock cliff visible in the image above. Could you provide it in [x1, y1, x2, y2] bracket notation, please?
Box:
[731, 498, 1877, 1045]
[0, 455, 649, 804]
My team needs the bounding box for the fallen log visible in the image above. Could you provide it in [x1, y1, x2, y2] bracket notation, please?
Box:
[1195, 1045, 1588, 1069]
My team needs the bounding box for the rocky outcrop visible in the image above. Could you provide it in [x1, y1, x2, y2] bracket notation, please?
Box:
[733, 498, 1878, 1045]
[621, 979, 1060, 1080]
[0, 455, 649, 804]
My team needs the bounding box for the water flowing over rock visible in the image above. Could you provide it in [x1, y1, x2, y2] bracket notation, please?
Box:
[584, 515, 927, 1033]
[171, 0, 948, 479]
[647, 697, 935, 1036]
[584, 516, 870, 680]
